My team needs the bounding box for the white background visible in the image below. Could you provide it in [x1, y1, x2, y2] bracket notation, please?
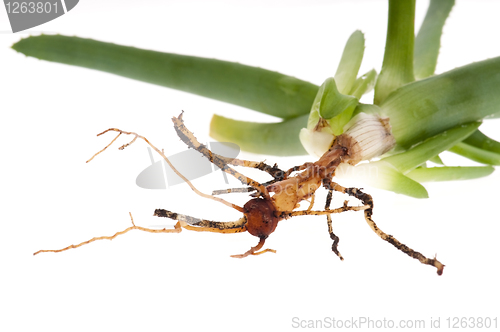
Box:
[1, 1, 499, 331]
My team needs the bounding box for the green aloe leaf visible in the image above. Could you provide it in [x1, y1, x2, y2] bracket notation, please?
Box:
[380, 56, 500, 149]
[351, 103, 381, 118]
[317, 78, 357, 120]
[406, 166, 494, 182]
[12, 34, 318, 119]
[414, 0, 455, 79]
[382, 122, 480, 174]
[429, 155, 444, 165]
[209, 114, 307, 156]
[449, 143, 500, 166]
[450, 126, 500, 166]
[337, 161, 429, 198]
[301, 31, 366, 143]
[374, 0, 416, 104]
[485, 112, 500, 119]
[349, 69, 377, 99]
[463, 130, 500, 154]
[334, 30, 365, 95]
[315, 78, 358, 135]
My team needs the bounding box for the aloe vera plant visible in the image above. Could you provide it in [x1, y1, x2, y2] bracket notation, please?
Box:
[11, 0, 500, 198]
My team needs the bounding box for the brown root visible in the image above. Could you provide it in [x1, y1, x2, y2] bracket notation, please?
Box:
[33, 213, 182, 255]
[230, 237, 276, 258]
[324, 180, 445, 275]
[154, 209, 247, 234]
[172, 112, 271, 200]
[87, 126, 245, 213]
[325, 189, 344, 261]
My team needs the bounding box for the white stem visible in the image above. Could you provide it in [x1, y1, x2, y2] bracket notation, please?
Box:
[341, 112, 396, 164]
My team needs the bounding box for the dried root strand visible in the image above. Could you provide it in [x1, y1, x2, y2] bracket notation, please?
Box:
[154, 209, 247, 233]
[229, 160, 286, 181]
[326, 181, 445, 275]
[325, 189, 344, 261]
[306, 193, 315, 212]
[34, 210, 251, 256]
[277, 204, 368, 219]
[211, 174, 288, 196]
[230, 237, 276, 258]
[211, 173, 291, 196]
[284, 162, 315, 178]
[87, 126, 245, 213]
[212, 187, 255, 195]
[86, 132, 121, 163]
[172, 112, 271, 199]
[33, 213, 181, 255]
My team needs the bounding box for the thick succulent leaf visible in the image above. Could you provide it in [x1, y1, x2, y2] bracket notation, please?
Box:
[209, 114, 307, 156]
[485, 111, 500, 119]
[406, 166, 494, 182]
[463, 129, 500, 154]
[374, 0, 416, 104]
[349, 69, 377, 99]
[317, 78, 357, 120]
[351, 103, 381, 118]
[428, 155, 444, 165]
[308, 77, 358, 136]
[414, 0, 455, 79]
[336, 161, 429, 198]
[12, 35, 318, 119]
[449, 143, 500, 166]
[334, 30, 365, 95]
[450, 128, 500, 165]
[382, 122, 480, 174]
[380, 56, 500, 148]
